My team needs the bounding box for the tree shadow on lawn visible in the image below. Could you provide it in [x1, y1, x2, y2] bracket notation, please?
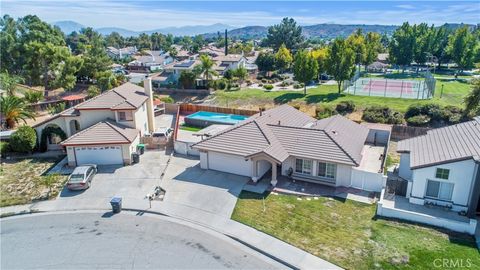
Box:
[304, 93, 344, 104]
[273, 93, 305, 104]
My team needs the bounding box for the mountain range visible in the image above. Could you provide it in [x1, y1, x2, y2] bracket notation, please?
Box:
[54, 21, 474, 40]
[53, 21, 234, 37]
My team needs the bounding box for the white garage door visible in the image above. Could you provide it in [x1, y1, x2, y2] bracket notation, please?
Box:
[75, 146, 123, 165]
[207, 151, 251, 177]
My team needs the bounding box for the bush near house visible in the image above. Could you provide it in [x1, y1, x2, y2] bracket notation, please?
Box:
[316, 104, 338, 119]
[9, 126, 37, 153]
[0, 141, 10, 156]
[362, 106, 404, 124]
[159, 96, 174, 104]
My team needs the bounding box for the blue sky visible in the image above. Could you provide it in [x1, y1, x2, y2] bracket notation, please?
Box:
[2, 1, 479, 30]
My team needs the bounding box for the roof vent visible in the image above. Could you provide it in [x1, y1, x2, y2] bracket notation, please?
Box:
[332, 130, 338, 135]
[278, 120, 281, 126]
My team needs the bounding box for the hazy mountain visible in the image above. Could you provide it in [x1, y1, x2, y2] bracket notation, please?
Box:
[53, 21, 233, 36]
[53, 20, 85, 34]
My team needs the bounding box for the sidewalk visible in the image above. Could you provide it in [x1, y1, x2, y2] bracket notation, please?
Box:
[1, 198, 341, 270]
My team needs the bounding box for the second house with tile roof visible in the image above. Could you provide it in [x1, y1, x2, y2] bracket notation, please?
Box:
[33, 80, 156, 167]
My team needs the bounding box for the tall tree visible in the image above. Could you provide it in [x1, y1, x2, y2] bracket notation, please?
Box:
[0, 95, 36, 128]
[233, 67, 248, 89]
[77, 29, 112, 80]
[447, 26, 478, 73]
[255, 52, 276, 74]
[275, 43, 293, 72]
[310, 47, 328, 81]
[364, 32, 382, 67]
[431, 25, 451, 68]
[413, 23, 434, 67]
[266, 17, 304, 51]
[293, 50, 318, 95]
[326, 38, 355, 93]
[389, 22, 415, 71]
[105, 32, 125, 48]
[0, 15, 20, 73]
[346, 29, 366, 68]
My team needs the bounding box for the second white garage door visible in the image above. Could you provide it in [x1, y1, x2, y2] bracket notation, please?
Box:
[207, 151, 251, 177]
[75, 146, 123, 165]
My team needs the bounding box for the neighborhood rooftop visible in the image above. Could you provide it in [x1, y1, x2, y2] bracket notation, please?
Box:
[193, 105, 370, 166]
[76, 82, 148, 110]
[397, 116, 480, 169]
[61, 120, 139, 146]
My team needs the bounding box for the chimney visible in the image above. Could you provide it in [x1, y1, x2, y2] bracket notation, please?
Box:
[143, 78, 155, 134]
[224, 29, 228, 56]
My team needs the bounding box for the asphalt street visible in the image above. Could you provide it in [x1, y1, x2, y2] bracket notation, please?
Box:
[1, 212, 282, 269]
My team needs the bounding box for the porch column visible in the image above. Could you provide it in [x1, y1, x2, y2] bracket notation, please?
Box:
[251, 159, 259, 182]
[270, 161, 277, 186]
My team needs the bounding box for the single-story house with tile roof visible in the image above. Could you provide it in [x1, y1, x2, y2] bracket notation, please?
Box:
[396, 116, 480, 217]
[192, 105, 389, 191]
[33, 81, 156, 166]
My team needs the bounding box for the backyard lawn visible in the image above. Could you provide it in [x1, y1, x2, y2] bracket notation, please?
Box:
[212, 80, 472, 113]
[179, 124, 203, 132]
[0, 158, 67, 207]
[232, 192, 480, 270]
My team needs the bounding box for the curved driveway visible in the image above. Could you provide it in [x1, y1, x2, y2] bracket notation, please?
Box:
[1, 212, 282, 269]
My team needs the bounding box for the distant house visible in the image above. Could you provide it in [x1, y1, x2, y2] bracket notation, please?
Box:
[213, 54, 247, 75]
[107, 46, 137, 60]
[199, 46, 225, 57]
[171, 45, 192, 61]
[377, 117, 480, 234]
[127, 50, 174, 72]
[151, 58, 201, 88]
[377, 53, 389, 64]
[367, 61, 388, 73]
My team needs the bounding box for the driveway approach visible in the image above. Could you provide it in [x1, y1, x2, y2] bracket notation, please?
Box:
[161, 156, 250, 218]
[1, 212, 281, 269]
[57, 151, 169, 209]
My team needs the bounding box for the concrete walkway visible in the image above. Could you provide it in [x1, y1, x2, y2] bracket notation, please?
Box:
[1, 198, 341, 270]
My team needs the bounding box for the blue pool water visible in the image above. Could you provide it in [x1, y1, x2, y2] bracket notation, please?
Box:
[186, 111, 249, 125]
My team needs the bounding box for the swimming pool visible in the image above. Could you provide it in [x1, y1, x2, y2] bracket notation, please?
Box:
[185, 111, 249, 127]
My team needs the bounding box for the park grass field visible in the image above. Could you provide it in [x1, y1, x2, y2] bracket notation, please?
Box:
[212, 80, 472, 112]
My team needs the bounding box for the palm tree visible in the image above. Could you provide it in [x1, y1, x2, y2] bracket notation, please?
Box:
[0, 96, 36, 129]
[0, 72, 24, 96]
[199, 54, 217, 89]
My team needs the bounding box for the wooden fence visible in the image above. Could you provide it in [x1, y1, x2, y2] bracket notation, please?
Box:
[391, 125, 430, 141]
[179, 103, 258, 116]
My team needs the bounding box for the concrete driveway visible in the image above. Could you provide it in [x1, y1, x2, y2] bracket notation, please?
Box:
[162, 156, 249, 218]
[57, 151, 169, 208]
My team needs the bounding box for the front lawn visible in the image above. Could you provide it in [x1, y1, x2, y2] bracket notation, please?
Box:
[232, 192, 480, 270]
[212, 80, 472, 113]
[0, 158, 68, 207]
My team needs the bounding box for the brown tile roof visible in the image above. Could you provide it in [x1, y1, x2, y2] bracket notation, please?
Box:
[61, 120, 139, 146]
[397, 117, 480, 169]
[76, 82, 148, 110]
[214, 54, 244, 62]
[193, 105, 369, 166]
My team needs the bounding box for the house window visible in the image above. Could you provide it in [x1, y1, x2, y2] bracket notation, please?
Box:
[425, 180, 454, 201]
[295, 159, 312, 175]
[118, 111, 133, 121]
[435, 168, 450, 180]
[318, 162, 336, 179]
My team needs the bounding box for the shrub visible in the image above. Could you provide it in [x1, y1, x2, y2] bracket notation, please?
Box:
[405, 103, 464, 125]
[362, 106, 404, 124]
[47, 102, 66, 115]
[160, 96, 174, 104]
[316, 104, 337, 119]
[335, 100, 356, 114]
[24, 90, 43, 104]
[293, 84, 302, 89]
[215, 79, 228, 90]
[0, 141, 10, 156]
[10, 126, 37, 153]
[263, 84, 274, 91]
[87, 85, 100, 98]
[261, 78, 268, 83]
[406, 115, 431, 126]
[258, 83, 263, 87]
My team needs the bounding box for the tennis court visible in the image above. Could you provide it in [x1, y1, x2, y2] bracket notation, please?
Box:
[343, 74, 435, 99]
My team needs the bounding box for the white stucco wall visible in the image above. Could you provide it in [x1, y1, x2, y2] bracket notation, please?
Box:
[200, 151, 208, 169]
[398, 153, 413, 180]
[77, 110, 115, 130]
[133, 103, 148, 135]
[409, 159, 477, 211]
[206, 151, 252, 177]
[257, 159, 271, 179]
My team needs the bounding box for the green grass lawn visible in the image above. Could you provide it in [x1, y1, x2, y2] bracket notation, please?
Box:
[179, 124, 203, 132]
[232, 192, 480, 270]
[213, 80, 472, 113]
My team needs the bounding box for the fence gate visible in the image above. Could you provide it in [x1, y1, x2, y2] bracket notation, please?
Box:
[386, 178, 408, 196]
